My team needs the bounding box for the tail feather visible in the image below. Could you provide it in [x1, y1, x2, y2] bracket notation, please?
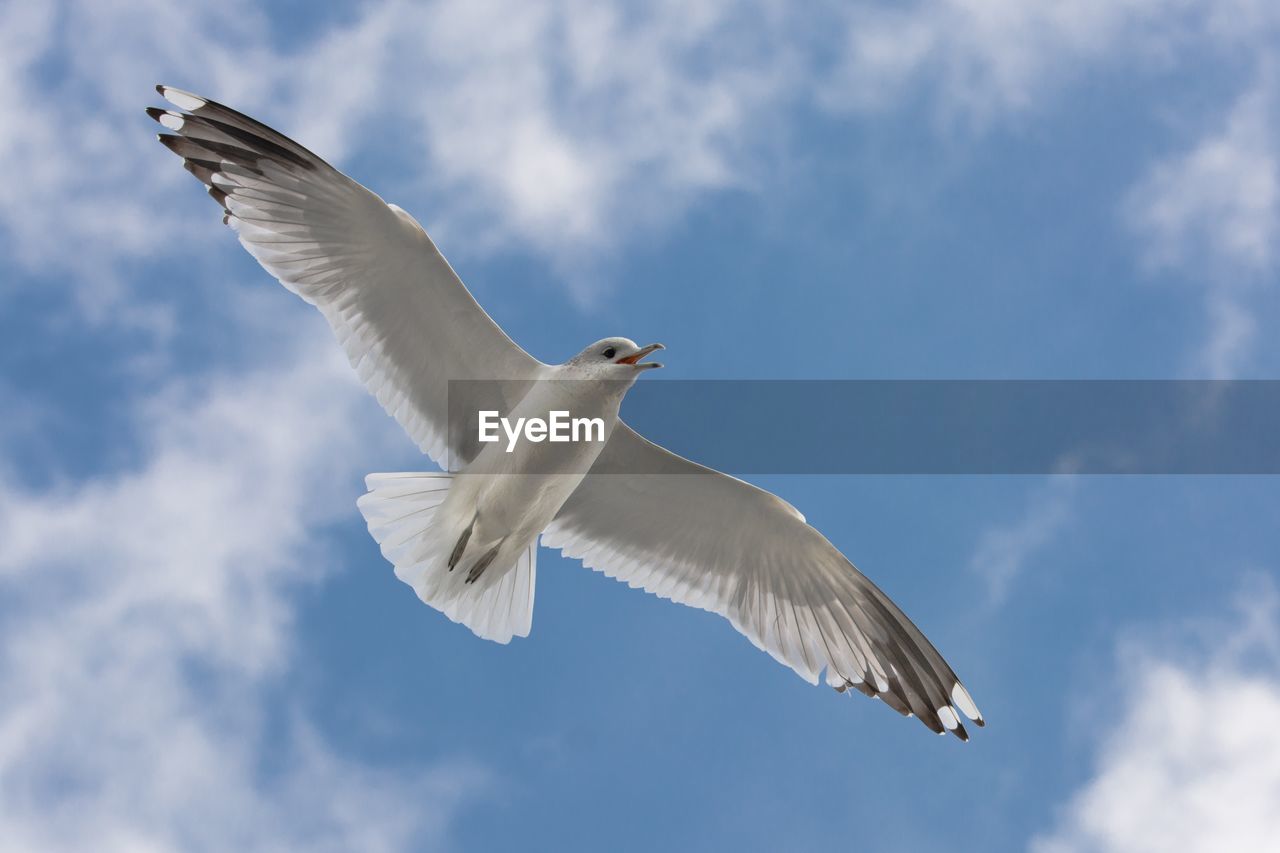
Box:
[357, 472, 536, 643]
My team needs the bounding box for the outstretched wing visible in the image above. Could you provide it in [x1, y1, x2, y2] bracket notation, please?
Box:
[544, 424, 984, 740]
[149, 85, 543, 469]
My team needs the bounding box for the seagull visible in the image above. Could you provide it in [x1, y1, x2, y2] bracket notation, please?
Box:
[149, 85, 984, 740]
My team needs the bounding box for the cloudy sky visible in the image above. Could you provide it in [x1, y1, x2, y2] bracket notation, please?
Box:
[2, 1, 1279, 850]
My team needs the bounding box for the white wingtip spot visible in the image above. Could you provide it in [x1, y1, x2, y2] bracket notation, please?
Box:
[952, 683, 983, 722]
[157, 111, 184, 131]
[938, 706, 959, 730]
[159, 86, 206, 112]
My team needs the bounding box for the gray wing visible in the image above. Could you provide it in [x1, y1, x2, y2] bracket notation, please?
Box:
[545, 424, 984, 740]
[150, 86, 543, 469]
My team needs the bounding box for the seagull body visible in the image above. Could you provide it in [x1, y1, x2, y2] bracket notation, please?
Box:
[150, 85, 984, 740]
[423, 348, 651, 592]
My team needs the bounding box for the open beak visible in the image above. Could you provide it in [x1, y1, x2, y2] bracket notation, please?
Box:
[616, 342, 665, 368]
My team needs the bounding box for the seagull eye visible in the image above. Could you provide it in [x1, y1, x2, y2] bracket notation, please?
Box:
[602, 347, 617, 359]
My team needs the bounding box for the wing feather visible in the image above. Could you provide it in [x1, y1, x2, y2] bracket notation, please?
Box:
[150, 86, 543, 470]
[545, 424, 984, 739]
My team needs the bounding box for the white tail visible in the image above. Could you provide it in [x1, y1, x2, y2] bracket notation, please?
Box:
[357, 472, 536, 643]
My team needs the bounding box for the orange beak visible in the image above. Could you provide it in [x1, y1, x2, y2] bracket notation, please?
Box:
[616, 343, 665, 367]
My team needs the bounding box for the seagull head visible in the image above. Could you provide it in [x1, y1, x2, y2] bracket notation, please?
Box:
[566, 338, 665, 374]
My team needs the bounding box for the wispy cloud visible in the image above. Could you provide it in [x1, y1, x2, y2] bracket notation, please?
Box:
[1126, 76, 1280, 276]
[1, 0, 799, 311]
[6, 0, 1277, 317]
[0, 2, 262, 296]
[1124, 74, 1279, 376]
[822, 1, 1280, 124]
[1031, 575, 1280, 853]
[0, 334, 487, 851]
[823, 0, 1176, 122]
[969, 476, 1078, 607]
[825, 1, 1279, 383]
[1199, 292, 1259, 379]
[226, 0, 799, 297]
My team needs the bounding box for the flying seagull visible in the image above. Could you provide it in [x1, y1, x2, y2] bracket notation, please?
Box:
[149, 85, 983, 740]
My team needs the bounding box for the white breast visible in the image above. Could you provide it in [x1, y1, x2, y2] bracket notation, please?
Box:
[451, 372, 626, 541]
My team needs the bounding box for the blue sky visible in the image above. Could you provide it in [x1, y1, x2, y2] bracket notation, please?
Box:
[2, 1, 1279, 850]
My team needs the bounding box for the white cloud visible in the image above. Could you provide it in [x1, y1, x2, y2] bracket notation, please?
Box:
[1123, 74, 1280, 376]
[822, 1, 1280, 123]
[259, 0, 796, 293]
[1127, 77, 1280, 276]
[1199, 292, 1258, 379]
[5, 0, 1276, 316]
[0, 2, 248, 278]
[1032, 576, 1280, 853]
[0, 0, 796, 311]
[970, 476, 1077, 606]
[825, 1, 1280, 377]
[0, 333, 487, 852]
[823, 0, 1172, 121]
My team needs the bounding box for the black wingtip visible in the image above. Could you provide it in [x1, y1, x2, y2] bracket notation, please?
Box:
[145, 106, 164, 122]
[155, 83, 165, 95]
